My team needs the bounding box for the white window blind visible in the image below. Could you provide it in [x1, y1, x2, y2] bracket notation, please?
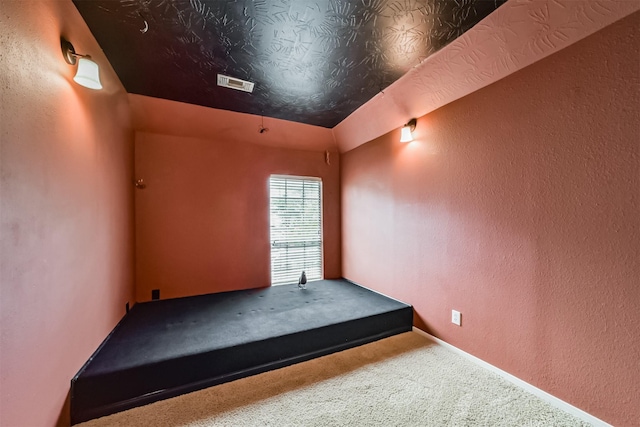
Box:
[269, 175, 323, 286]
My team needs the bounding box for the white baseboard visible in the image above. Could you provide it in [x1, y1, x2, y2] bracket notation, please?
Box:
[412, 327, 611, 427]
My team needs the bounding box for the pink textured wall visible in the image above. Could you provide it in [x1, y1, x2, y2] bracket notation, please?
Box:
[0, 1, 135, 426]
[129, 94, 338, 152]
[135, 130, 340, 301]
[341, 12, 639, 427]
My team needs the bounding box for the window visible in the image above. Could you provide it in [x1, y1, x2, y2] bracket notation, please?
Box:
[269, 175, 323, 286]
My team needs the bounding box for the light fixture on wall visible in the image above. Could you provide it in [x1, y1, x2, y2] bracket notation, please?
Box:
[400, 118, 417, 142]
[61, 38, 103, 90]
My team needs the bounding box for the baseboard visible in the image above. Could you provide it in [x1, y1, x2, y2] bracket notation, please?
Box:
[342, 277, 412, 306]
[412, 327, 611, 427]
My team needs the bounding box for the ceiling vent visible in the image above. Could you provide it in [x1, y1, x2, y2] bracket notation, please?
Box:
[217, 74, 254, 93]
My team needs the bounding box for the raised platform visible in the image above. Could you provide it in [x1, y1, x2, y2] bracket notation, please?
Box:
[70, 279, 412, 424]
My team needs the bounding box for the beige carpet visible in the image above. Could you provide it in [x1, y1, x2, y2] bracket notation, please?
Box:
[77, 332, 591, 426]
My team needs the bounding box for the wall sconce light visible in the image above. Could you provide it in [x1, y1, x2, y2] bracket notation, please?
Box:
[400, 118, 417, 143]
[61, 38, 103, 90]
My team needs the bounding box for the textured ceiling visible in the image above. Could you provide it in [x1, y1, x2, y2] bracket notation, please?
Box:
[73, 0, 506, 128]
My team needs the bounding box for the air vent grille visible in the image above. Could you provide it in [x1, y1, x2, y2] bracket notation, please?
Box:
[217, 74, 254, 93]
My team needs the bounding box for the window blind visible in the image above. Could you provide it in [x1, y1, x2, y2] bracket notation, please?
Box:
[269, 175, 323, 286]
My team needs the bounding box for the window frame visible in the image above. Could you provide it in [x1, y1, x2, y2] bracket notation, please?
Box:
[268, 174, 324, 286]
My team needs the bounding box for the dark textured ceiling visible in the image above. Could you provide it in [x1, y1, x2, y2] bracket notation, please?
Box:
[73, 0, 506, 128]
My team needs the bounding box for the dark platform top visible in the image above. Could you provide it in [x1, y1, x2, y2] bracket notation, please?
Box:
[80, 279, 409, 377]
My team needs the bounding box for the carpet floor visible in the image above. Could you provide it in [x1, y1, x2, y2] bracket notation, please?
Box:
[76, 332, 591, 427]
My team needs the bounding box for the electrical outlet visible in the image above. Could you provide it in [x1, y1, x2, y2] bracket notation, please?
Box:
[452, 310, 461, 326]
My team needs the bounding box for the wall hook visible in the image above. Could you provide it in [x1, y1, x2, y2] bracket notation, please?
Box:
[135, 179, 146, 189]
[259, 115, 269, 134]
[139, 13, 149, 33]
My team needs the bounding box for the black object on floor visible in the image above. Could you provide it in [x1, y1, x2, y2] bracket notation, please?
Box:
[70, 279, 413, 424]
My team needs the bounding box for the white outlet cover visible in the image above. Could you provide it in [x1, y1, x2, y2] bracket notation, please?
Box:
[452, 310, 461, 326]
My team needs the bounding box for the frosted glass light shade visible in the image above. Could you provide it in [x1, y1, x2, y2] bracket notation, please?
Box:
[73, 58, 102, 90]
[400, 125, 413, 142]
